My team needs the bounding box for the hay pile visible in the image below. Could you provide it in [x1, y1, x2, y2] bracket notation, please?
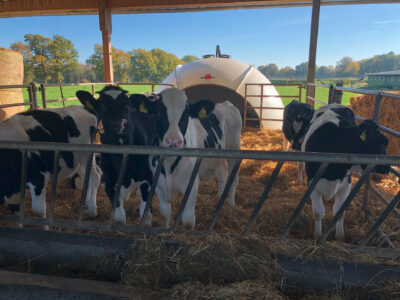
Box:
[350, 92, 400, 155]
[0, 129, 399, 247]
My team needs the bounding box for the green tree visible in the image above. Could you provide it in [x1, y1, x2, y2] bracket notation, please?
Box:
[48, 35, 79, 83]
[335, 56, 353, 77]
[295, 62, 308, 78]
[129, 48, 159, 82]
[278, 66, 296, 78]
[258, 64, 279, 78]
[24, 34, 53, 83]
[181, 55, 198, 64]
[86, 44, 104, 82]
[10, 41, 34, 83]
[112, 48, 131, 83]
[150, 48, 182, 82]
[344, 61, 360, 77]
[316, 65, 336, 78]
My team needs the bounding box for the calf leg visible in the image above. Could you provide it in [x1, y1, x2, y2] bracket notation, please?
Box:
[227, 159, 239, 206]
[311, 190, 324, 238]
[297, 161, 305, 185]
[28, 182, 49, 231]
[181, 177, 200, 230]
[217, 161, 228, 198]
[114, 182, 133, 224]
[139, 182, 152, 226]
[78, 155, 101, 218]
[156, 175, 170, 228]
[333, 179, 352, 241]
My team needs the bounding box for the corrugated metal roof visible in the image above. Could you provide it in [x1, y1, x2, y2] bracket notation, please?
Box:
[368, 70, 400, 76]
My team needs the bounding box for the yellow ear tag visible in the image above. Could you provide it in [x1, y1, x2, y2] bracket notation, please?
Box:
[139, 103, 148, 114]
[360, 130, 367, 141]
[86, 101, 94, 111]
[198, 107, 207, 118]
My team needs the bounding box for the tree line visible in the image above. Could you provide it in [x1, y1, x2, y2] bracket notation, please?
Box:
[258, 52, 400, 79]
[10, 34, 400, 84]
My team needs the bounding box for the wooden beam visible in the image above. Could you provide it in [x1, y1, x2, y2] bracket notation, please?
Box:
[0, 0, 395, 18]
[306, 0, 320, 106]
[99, 0, 113, 83]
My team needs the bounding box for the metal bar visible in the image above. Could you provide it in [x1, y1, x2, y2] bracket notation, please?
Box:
[0, 102, 33, 109]
[91, 84, 95, 96]
[328, 85, 334, 104]
[41, 82, 109, 87]
[333, 86, 381, 96]
[241, 106, 284, 110]
[246, 94, 300, 98]
[259, 85, 264, 128]
[78, 153, 94, 223]
[19, 150, 28, 222]
[307, 96, 329, 105]
[298, 84, 303, 103]
[243, 160, 284, 235]
[27, 84, 34, 110]
[246, 118, 284, 122]
[0, 142, 398, 165]
[31, 83, 38, 109]
[307, 83, 331, 88]
[371, 185, 400, 219]
[366, 213, 395, 248]
[0, 84, 31, 89]
[317, 164, 375, 244]
[40, 84, 46, 108]
[46, 97, 78, 103]
[379, 91, 400, 100]
[373, 93, 382, 122]
[172, 157, 203, 232]
[48, 151, 61, 221]
[360, 191, 400, 247]
[280, 162, 329, 240]
[208, 159, 242, 234]
[108, 154, 129, 224]
[243, 84, 248, 127]
[354, 115, 400, 139]
[390, 167, 400, 178]
[151, 84, 155, 92]
[139, 156, 165, 231]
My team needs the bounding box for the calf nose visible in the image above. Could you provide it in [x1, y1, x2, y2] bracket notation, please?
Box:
[164, 137, 183, 148]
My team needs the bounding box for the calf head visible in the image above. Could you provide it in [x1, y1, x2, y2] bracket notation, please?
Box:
[283, 100, 315, 150]
[76, 85, 130, 139]
[357, 120, 390, 174]
[132, 88, 213, 148]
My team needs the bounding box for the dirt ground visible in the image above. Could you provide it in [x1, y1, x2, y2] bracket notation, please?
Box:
[0, 128, 399, 247]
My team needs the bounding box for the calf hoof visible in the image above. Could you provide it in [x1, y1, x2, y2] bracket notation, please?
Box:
[88, 208, 98, 219]
[114, 207, 126, 224]
[184, 222, 195, 231]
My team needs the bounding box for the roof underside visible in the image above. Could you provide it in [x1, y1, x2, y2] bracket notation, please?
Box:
[0, 0, 397, 18]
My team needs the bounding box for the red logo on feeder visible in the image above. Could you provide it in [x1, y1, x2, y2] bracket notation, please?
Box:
[201, 73, 215, 80]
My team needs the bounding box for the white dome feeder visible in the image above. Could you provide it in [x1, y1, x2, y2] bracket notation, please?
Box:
[157, 46, 284, 129]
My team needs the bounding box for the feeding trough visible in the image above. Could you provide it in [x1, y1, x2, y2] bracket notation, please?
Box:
[157, 46, 284, 129]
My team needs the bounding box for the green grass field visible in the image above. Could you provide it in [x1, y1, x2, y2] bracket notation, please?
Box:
[20, 83, 359, 109]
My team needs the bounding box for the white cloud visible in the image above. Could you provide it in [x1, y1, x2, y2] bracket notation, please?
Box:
[374, 18, 400, 25]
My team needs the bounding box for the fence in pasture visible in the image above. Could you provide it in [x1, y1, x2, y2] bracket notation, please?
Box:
[0, 82, 399, 251]
[243, 82, 303, 128]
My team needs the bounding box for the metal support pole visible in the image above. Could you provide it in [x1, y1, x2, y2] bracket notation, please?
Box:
[306, 0, 321, 107]
[139, 156, 165, 231]
[40, 84, 46, 108]
[172, 157, 203, 232]
[30, 82, 38, 109]
[19, 150, 28, 222]
[48, 151, 61, 221]
[208, 159, 242, 234]
[78, 153, 94, 223]
[244, 160, 284, 235]
[328, 85, 334, 104]
[317, 164, 375, 244]
[91, 84, 95, 96]
[108, 154, 129, 224]
[280, 162, 328, 240]
[243, 84, 248, 127]
[360, 191, 400, 247]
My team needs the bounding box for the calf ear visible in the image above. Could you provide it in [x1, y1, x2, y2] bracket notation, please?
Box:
[130, 94, 158, 114]
[301, 106, 315, 121]
[76, 91, 98, 113]
[189, 100, 215, 119]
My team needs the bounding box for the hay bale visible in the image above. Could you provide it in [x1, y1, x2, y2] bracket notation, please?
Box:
[0, 47, 25, 121]
[350, 92, 400, 154]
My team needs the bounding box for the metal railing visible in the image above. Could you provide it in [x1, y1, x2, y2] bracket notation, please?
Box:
[243, 83, 303, 128]
[0, 83, 38, 110]
[0, 140, 399, 249]
[306, 82, 400, 247]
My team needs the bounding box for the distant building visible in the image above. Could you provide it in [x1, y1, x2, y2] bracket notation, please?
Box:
[367, 70, 400, 90]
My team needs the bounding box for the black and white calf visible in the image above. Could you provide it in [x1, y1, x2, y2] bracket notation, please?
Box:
[136, 88, 242, 229]
[282, 100, 315, 184]
[302, 105, 389, 241]
[0, 106, 101, 220]
[76, 86, 157, 224]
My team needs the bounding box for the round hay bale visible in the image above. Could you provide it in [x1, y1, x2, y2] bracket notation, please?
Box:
[0, 47, 25, 121]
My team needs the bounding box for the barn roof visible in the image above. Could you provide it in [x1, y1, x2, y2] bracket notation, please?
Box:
[369, 70, 400, 76]
[0, 0, 395, 18]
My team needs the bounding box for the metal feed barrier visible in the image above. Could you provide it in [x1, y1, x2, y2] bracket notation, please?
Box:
[0, 82, 399, 250]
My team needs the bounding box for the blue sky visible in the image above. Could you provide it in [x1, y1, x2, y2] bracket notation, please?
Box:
[0, 3, 399, 68]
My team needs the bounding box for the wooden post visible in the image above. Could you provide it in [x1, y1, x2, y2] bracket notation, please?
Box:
[99, 0, 113, 83]
[306, 0, 321, 107]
